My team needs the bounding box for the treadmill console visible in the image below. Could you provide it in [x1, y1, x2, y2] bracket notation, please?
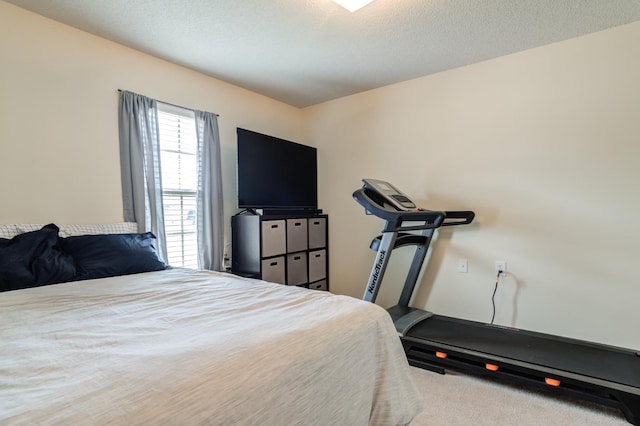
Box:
[362, 179, 417, 211]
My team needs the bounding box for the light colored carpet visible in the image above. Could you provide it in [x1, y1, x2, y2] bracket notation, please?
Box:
[409, 366, 628, 425]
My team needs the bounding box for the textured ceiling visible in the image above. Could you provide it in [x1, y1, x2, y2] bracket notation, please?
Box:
[6, 0, 640, 107]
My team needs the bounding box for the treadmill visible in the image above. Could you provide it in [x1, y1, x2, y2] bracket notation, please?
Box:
[353, 178, 640, 425]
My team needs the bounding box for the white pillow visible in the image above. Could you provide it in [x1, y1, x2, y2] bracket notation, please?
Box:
[59, 223, 139, 237]
[0, 222, 139, 239]
[0, 224, 19, 239]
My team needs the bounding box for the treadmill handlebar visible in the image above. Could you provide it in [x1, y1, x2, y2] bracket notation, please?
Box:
[353, 188, 445, 232]
[442, 210, 475, 227]
[353, 188, 475, 232]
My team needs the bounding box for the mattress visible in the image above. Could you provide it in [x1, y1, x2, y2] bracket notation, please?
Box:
[0, 268, 423, 425]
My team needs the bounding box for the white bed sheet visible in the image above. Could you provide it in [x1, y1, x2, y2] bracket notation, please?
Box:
[0, 268, 422, 425]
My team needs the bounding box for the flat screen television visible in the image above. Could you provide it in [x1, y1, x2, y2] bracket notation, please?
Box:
[236, 128, 317, 211]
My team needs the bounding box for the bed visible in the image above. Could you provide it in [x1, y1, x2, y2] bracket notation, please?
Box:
[0, 223, 423, 425]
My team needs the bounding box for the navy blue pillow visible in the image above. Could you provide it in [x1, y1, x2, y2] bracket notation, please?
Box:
[0, 224, 76, 292]
[61, 232, 166, 281]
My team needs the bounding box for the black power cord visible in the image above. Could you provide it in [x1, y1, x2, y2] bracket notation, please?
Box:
[490, 270, 503, 325]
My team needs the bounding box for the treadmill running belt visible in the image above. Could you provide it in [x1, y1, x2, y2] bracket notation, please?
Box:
[407, 315, 640, 388]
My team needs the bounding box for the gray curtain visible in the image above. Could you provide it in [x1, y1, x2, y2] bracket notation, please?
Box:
[195, 111, 224, 271]
[118, 91, 168, 262]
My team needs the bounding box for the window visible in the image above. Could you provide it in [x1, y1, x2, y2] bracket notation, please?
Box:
[157, 103, 198, 268]
[119, 90, 223, 271]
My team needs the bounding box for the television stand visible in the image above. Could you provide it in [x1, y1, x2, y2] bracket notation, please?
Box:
[232, 213, 329, 291]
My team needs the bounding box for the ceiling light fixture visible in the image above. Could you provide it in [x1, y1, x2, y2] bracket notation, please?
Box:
[331, 0, 377, 12]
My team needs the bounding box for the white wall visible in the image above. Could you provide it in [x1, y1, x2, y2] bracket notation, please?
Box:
[0, 1, 303, 247]
[303, 21, 640, 349]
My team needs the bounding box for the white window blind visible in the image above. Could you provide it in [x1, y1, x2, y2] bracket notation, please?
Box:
[157, 103, 198, 269]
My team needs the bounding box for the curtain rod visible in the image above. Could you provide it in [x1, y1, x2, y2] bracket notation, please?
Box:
[117, 89, 219, 117]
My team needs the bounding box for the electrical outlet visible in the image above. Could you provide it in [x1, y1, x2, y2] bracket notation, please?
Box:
[458, 258, 468, 273]
[495, 261, 506, 276]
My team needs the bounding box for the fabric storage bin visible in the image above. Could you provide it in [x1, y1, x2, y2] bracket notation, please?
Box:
[308, 218, 326, 249]
[261, 256, 285, 284]
[261, 220, 286, 257]
[308, 249, 326, 283]
[286, 252, 308, 286]
[287, 219, 308, 253]
[309, 280, 328, 291]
